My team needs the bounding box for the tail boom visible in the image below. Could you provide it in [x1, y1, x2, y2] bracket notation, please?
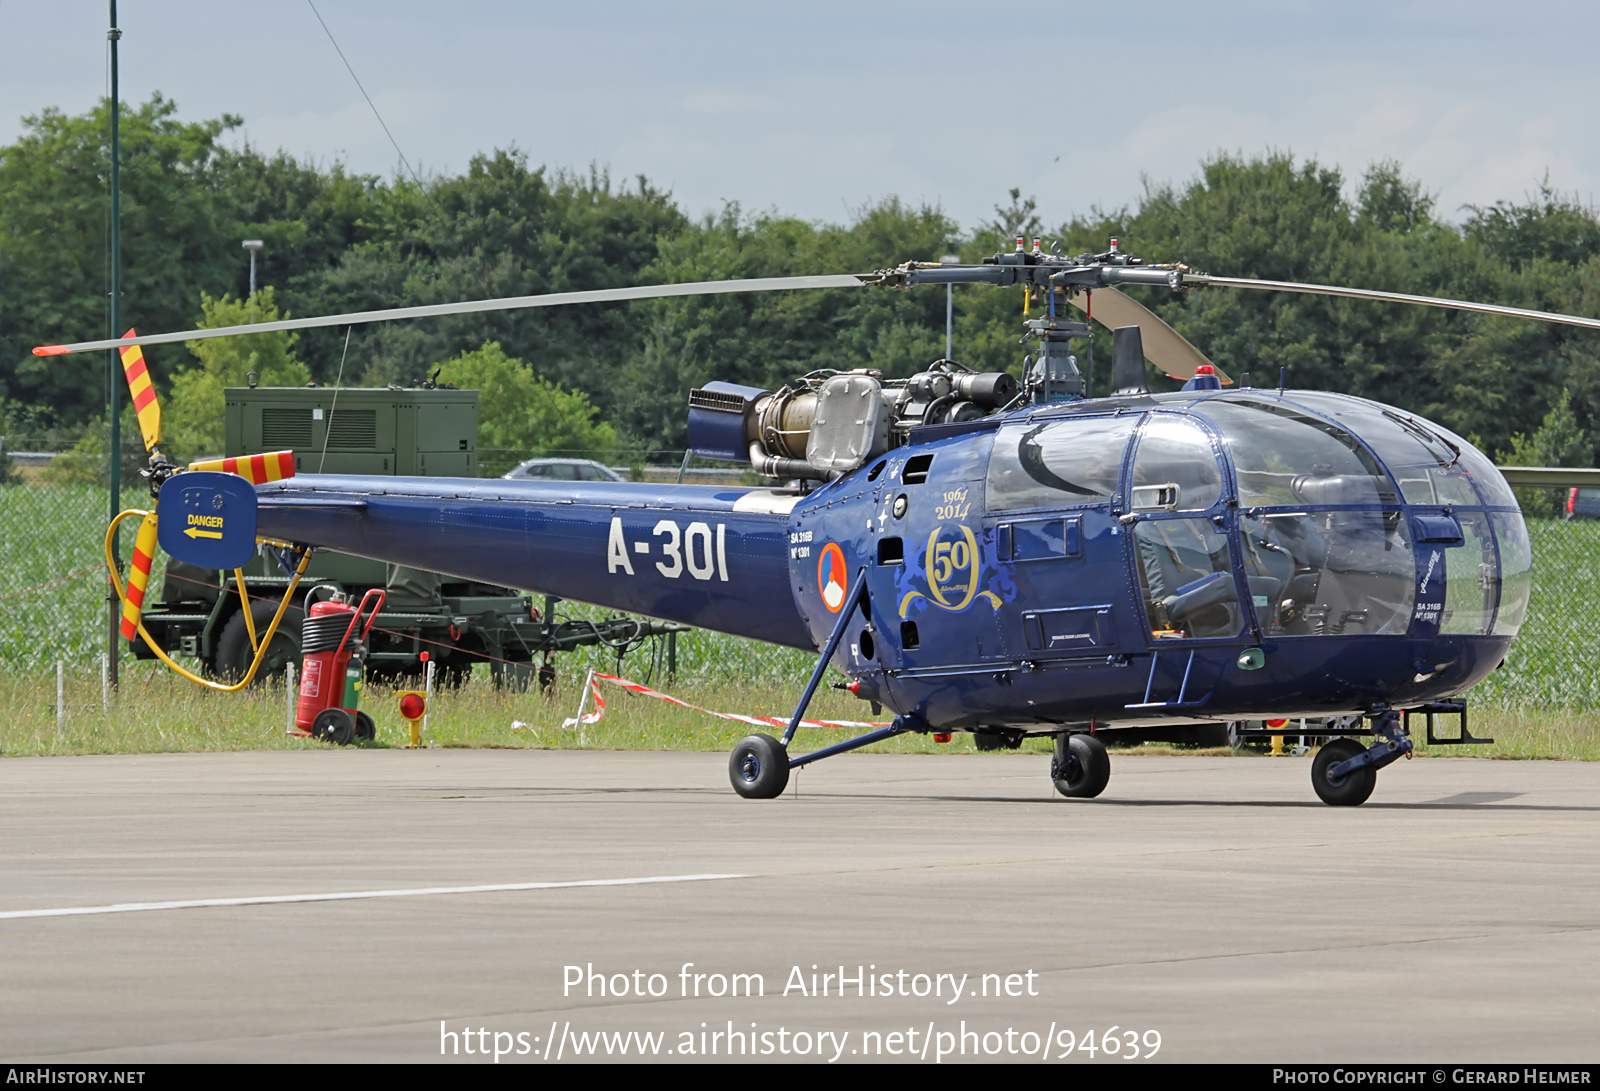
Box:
[255, 476, 811, 648]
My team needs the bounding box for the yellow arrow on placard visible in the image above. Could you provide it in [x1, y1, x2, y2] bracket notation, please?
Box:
[184, 527, 223, 540]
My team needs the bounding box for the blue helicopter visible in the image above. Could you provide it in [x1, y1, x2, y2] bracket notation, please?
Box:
[45, 239, 1580, 806]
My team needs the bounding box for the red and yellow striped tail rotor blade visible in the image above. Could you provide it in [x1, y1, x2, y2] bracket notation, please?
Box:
[187, 450, 296, 485]
[119, 512, 160, 642]
[118, 330, 162, 452]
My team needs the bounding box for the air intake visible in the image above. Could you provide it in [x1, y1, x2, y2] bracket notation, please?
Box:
[262, 408, 314, 448]
[326, 408, 378, 449]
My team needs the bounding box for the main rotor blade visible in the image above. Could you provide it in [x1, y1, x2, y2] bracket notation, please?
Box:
[34, 274, 865, 356]
[1187, 274, 1600, 332]
[1066, 286, 1229, 382]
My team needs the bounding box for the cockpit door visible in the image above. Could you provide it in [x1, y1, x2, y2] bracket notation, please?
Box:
[982, 414, 1143, 664]
[1123, 413, 1248, 645]
[876, 434, 1004, 671]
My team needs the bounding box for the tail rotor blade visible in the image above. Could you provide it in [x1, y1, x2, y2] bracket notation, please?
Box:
[1067, 287, 1230, 383]
[188, 451, 297, 484]
[117, 331, 162, 452]
[119, 511, 160, 643]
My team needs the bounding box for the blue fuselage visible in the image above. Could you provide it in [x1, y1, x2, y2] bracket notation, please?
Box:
[255, 389, 1528, 733]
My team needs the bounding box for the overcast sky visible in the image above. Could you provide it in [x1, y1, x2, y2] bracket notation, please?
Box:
[2, 1, 1597, 233]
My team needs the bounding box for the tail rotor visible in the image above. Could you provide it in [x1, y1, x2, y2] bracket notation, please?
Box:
[106, 329, 311, 690]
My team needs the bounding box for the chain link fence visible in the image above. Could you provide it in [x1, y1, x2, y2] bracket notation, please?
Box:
[1, 483, 1595, 707]
[0, 483, 810, 685]
[1467, 518, 1600, 708]
[0, 485, 130, 668]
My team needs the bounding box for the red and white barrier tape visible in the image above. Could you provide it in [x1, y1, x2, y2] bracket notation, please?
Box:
[518, 670, 889, 732]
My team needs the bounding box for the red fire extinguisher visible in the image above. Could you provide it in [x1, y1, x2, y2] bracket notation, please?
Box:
[294, 587, 386, 745]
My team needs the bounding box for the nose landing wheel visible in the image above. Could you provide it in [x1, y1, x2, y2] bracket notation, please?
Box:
[1311, 737, 1378, 806]
[1052, 733, 1110, 798]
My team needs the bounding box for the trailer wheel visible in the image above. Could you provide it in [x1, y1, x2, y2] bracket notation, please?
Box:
[491, 657, 539, 692]
[436, 662, 473, 689]
[215, 600, 304, 683]
[311, 708, 355, 746]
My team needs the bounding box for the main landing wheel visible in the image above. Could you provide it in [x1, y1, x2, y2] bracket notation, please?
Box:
[1052, 733, 1110, 799]
[729, 734, 790, 799]
[1311, 738, 1376, 807]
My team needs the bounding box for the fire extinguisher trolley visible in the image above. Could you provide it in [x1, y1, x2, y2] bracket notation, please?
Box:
[294, 586, 386, 745]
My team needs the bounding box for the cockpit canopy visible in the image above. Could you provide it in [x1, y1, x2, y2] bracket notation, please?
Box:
[984, 390, 1530, 641]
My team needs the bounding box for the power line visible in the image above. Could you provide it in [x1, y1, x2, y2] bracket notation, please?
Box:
[304, 0, 422, 187]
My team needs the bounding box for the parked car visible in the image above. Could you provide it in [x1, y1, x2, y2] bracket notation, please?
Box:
[502, 457, 624, 482]
[1567, 488, 1600, 520]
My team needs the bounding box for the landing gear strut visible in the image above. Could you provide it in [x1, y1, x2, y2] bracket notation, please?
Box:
[728, 564, 918, 801]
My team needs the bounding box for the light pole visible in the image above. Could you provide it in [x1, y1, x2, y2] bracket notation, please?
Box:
[106, 0, 123, 688]
[242, 239, 263, 298]
[940, 253, 960, 359]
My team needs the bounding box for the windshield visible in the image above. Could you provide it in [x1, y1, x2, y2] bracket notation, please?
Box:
[1205, 396, 1398, 507]
[1270, 392, 1518, 508]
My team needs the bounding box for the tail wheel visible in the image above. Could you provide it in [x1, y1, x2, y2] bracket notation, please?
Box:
[1052, 733, 1111, 799]
[1226, 721, 1250, 749]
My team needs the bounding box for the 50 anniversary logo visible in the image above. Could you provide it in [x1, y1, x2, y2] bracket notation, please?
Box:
[897, 488, 1012, 619]
[811, 490, 1015, 622]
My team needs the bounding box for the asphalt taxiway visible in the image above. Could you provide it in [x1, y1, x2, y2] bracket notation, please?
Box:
[2, 747, 1598, 1063]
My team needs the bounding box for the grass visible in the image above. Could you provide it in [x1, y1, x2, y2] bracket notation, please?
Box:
[7, 662, 1600, 762]
[1409, 707, 1600, 761]
[0, 662, 1021, 759]
[4, 486, 1600, 760]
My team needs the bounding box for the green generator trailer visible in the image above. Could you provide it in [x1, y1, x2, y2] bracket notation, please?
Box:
[133, 384, 681, 686]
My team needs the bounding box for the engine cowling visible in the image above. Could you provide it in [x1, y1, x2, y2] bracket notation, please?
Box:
[687, 364, 1017, 481]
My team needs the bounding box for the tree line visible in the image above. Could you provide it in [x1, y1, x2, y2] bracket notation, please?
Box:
[2, 95, 1597, 489]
